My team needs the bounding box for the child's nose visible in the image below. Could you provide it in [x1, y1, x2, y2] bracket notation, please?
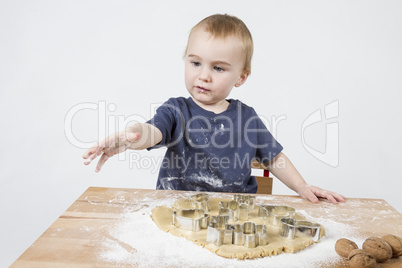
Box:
[198, 67, 211, 82]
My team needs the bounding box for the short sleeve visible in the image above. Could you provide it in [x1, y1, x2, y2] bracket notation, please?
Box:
[146, 99, 176, 148]
[146, 98, 187, 149]
[252, 111, 283, 163]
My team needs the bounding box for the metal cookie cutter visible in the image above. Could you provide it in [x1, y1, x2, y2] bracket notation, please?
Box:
[219, 200, 250, 222]
[191, 193, 210, 212]
[173, 209, 210, 232]
[219, 200, 241, 222]
[206, 215, 234, 246]
[258, 205, 295, 226]
[233, 194, 256, 210]
[233, 222, 269, 248]
[280, 218, 321, 242]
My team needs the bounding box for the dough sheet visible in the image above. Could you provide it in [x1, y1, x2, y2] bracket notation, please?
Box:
[152, 197, 325, 259]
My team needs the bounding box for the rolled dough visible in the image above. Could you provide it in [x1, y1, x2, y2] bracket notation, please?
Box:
[152, 197, 325, 259]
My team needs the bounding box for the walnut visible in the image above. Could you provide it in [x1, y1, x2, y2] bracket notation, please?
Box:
[382, 234, 402, 257]
[348, 249, 377, 268]
[362, 237, 392, 263]
[335, 238, 358, 259]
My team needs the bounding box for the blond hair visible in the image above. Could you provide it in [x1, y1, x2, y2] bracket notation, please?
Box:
[185, 14, 253, 74]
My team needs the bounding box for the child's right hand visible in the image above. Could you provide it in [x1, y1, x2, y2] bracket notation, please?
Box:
[82, 131, 141, 172]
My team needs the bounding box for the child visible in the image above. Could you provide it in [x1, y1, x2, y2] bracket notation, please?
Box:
[83, 14, 345, 204]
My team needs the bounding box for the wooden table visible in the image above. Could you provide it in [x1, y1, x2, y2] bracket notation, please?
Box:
[11, 187, 402, 267]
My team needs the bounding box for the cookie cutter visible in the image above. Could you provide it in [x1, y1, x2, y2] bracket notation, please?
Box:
[233, 222, 268, 248]
[173, 209, 210, 232]
[233, 194, 256, 210]
[219, 201, 239, 221]
[218, 195, 255, 222]
[218, 200, 250, 222]
[280, 218, 321, 242]
[206, 215, 234, 246]
[258, 205, 295, 226]
[191, 193, 210, 212]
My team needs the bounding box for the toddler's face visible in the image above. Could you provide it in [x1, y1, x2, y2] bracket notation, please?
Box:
[185, 28, 248, 110]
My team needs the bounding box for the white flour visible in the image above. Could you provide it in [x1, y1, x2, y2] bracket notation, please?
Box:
[99, 198, 365, 267]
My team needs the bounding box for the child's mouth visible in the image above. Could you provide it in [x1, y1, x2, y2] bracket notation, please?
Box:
[197, 86, 210, 93]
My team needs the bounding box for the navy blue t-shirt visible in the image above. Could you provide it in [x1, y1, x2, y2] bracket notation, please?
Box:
[147, 97, 283, 193]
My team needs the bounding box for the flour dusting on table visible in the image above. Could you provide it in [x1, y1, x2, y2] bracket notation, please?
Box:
[98, 196, 365, 267]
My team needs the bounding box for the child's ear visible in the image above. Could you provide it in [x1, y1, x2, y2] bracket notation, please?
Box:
[235, 71, 250, 87]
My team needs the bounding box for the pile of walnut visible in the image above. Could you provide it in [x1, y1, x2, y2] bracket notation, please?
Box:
[335, 234, 402, 268]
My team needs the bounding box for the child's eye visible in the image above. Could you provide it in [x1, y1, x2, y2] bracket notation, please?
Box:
[191, 61, 201, 67]
[214, 66, 225, 72]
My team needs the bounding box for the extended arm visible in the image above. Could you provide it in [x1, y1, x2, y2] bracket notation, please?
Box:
[82, 123, 162, 172]
[265, 152, 345, 204]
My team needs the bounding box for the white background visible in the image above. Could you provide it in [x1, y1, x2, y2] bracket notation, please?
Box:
[1, 0, 401, 266]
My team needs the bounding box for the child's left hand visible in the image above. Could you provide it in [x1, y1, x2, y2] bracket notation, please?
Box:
[297, 184, 346, 204]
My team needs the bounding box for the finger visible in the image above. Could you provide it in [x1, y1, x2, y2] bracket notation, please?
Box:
[332, 193, 346, 203]
[302, 188, 319, 203]
[85, 147, 105, 165]
[325, 191, 346, 204]
[82, 145, 98, 160]
[325, 194, 338, 204]
[83, 132, 120, 164]
[316, 190, 338, 204]
[92, 135, 120, 158]
[95, 153, 110, 173]
[93, 145, 125, 172]
[307, 193, 319, 203]
[83, 148, 98, 165]
[103, 146, 123, 157]
[83, 141, 106, 162]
